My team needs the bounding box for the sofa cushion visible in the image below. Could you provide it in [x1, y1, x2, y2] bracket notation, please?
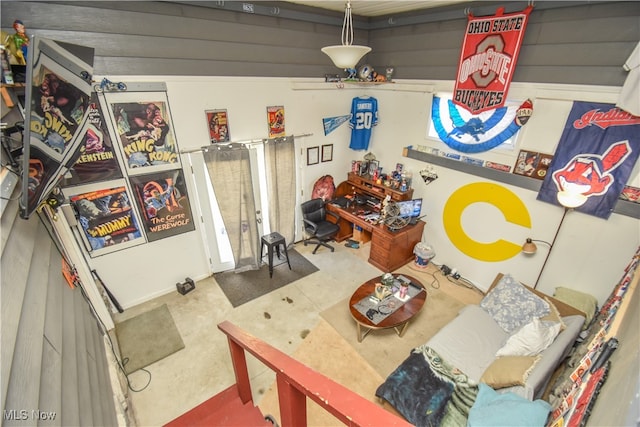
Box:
[553, 287, 598, 330]
[427, 305, 509, 382]
[480, 274, 550, 333]
[480, 355, 541, 388]
[496, 318, 562, 357]
[541, 297, 566, 331]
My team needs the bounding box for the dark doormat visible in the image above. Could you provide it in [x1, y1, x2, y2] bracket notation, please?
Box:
[214, 248, 318, 307]
[115, 304, 185, 374]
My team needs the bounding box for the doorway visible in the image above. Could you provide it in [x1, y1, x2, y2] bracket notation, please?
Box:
[193, 137, 297, 274]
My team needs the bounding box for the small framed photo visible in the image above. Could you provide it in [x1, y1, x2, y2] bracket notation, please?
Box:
[359, 161, 369, 176]
[321, 144, 333, 162]
[368, 160, 379, 176]
[307, 146, 319, 165]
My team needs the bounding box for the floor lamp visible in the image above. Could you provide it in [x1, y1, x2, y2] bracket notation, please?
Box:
[522, 190, 588, 289]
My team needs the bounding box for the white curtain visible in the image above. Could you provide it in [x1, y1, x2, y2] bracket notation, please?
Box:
[264, 136, 296, 246]
[202, 144, 259, 272]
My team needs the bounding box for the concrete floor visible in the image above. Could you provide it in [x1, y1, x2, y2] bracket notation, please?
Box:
[114, 240, 382, 426]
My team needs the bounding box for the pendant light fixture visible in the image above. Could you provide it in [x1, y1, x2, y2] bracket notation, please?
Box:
[321, 0, 371, 69]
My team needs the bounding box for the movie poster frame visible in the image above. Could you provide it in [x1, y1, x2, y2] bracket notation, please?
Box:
[267, 105, 285, 138]
[20, 36, 94, 219]
[63, 179, 146, 257]
[129, 169, 196, 242]
[99, 90, 181, 176]
[205, 109, 231, 143]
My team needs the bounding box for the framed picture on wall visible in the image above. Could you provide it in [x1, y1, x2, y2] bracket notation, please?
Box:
[67, 182, 146, 257]
[267, 105, 285, 138]
[205, 109, 230, 143]
[101, 91, 180, 176]
[307, 146, 319, 165]
[321, 144, 333, 162]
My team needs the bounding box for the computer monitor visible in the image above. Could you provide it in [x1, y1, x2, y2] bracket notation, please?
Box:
[411, 198, 423, 218]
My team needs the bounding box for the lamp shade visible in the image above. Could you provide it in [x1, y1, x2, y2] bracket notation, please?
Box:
[522, 238, 537, 254]
[557, 190, 588, 208]
[321, 45, 371, 69]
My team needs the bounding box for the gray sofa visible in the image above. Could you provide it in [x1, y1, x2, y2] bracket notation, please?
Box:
[376, 273, 586, 426]
[428, 273, 586, 399]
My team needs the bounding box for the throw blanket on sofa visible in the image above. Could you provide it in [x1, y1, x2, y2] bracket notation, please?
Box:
[376, 345, 479, 427]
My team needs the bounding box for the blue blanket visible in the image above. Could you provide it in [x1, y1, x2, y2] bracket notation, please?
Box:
[376, 345, 479, 427]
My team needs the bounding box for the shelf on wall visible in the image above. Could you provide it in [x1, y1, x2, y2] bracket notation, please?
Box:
[403, 147, 640, 219]
[290, 80, 433, 93]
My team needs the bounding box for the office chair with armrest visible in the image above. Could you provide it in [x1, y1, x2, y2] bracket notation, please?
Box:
[301, 198, 341, 254]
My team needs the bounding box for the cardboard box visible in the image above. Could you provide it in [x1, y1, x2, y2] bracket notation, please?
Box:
[353, 225, 371, 243]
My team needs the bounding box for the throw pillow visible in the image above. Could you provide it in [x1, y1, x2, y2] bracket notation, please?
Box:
[553, 286, 598, 329]
[480, 355, 541, 389]
[541, 297, 567, 331]
[468, 383, 552, 427]
[496, 318, 562, 357]
[480, 274, 550, 333]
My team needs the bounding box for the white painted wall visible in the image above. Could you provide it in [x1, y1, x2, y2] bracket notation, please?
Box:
[84, 76, 639, 309]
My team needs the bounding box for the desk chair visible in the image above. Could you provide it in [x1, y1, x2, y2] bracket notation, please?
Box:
[301, 198, 340, 254]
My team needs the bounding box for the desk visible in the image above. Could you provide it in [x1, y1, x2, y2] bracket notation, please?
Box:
[326, 203, 425, 272]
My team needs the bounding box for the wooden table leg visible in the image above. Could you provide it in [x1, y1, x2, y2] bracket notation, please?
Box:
[394, 321, 410, 337]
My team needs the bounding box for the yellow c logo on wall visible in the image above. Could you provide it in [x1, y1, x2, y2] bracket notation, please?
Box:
[443, 182, 530, 262]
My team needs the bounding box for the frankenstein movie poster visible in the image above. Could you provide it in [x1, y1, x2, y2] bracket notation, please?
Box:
[130, 170, 195, 242]
[71, 186, 143, 252]
[63, 94, 122, 186]
[110, 100, 178, 170]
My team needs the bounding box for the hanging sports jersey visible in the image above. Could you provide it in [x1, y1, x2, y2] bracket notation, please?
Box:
[349, 96, 378, 150]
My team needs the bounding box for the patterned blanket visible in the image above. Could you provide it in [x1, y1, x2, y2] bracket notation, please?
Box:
[375, 345, 479, 427]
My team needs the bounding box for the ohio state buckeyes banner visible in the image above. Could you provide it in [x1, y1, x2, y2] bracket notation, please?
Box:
[453, 6, 533, 114]
[537, 102, 640, 219]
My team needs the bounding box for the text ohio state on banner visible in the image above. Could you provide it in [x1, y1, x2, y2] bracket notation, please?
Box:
[453, 6, 533, 114]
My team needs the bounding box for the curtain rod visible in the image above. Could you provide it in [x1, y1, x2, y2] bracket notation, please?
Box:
[180, 133, 313, 154]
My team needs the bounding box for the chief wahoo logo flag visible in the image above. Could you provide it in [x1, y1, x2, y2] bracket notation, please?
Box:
[537, 101, 640, 219]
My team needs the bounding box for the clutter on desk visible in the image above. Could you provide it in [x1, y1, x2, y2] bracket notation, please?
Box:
[350, 160, 413, 192]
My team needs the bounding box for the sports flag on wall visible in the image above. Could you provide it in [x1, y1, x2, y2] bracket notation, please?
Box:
[537, 101, 640, 219]
[430, 95, 532, 153]
[322, 114, 351, 135]
[452, 6, 533, 114]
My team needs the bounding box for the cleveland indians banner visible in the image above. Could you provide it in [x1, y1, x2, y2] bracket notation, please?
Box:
[453, 6, 533, 114]
[537, 102, 640, 219]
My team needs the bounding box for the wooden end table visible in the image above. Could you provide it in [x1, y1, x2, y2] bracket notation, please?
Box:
[349, 274, 427, 342]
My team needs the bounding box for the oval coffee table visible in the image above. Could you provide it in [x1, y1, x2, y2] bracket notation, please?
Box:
[349, 274, 427, 342]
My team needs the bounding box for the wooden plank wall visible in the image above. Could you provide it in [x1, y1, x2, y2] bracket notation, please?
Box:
[0, 192, 118, 426]
[1, 1, 638, 85]
[369, 2, 640, 85]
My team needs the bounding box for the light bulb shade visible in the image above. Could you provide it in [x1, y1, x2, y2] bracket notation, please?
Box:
[321, 45, 371, 69]
[557, 190, 588, 208]
[522, 238, 537, 254]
